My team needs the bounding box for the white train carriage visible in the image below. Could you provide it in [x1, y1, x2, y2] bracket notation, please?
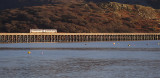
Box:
[30, 29, 57, 33]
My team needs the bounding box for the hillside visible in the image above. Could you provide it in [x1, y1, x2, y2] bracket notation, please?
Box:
[0, 1, 160, 33]
[0, 0, 159, 10]
[0, 0, 82, 10]
[85, 0, 160, 9]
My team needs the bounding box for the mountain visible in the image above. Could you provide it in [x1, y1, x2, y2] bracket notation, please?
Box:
[0, 0, 83, 10]
[85, 0, 160, 9]
[0, 1, 160, 33]
[0, 0, 159, 10]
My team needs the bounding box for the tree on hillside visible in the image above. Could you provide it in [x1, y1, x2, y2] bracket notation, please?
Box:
[0, 18, 6, 32]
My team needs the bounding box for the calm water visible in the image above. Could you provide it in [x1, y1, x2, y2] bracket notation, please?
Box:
[0, 40, 160, 78]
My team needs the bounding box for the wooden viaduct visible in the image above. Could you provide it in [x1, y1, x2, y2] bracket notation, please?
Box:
[0, 33, 160, 43]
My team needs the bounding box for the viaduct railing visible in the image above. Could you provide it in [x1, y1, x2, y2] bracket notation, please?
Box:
[0, 33, 160, 43]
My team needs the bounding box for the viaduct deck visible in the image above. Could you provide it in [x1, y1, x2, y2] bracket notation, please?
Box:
[0, 33, 160, 43]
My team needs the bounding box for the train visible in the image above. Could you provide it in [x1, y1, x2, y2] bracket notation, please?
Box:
[30, 29, 57, 33]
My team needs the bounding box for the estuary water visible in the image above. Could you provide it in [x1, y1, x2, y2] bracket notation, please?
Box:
[0, 40, 160, 78]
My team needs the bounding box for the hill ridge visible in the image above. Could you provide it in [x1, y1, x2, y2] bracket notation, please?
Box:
[0, 1, 159, 33]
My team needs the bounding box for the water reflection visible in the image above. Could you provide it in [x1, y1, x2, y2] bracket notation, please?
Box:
[0, 40, 160, 48]
[0, 40, 160, 78]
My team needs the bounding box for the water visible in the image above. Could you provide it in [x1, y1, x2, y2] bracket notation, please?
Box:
[0, 40, 160, 78]
[1, 40, 160, 48]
